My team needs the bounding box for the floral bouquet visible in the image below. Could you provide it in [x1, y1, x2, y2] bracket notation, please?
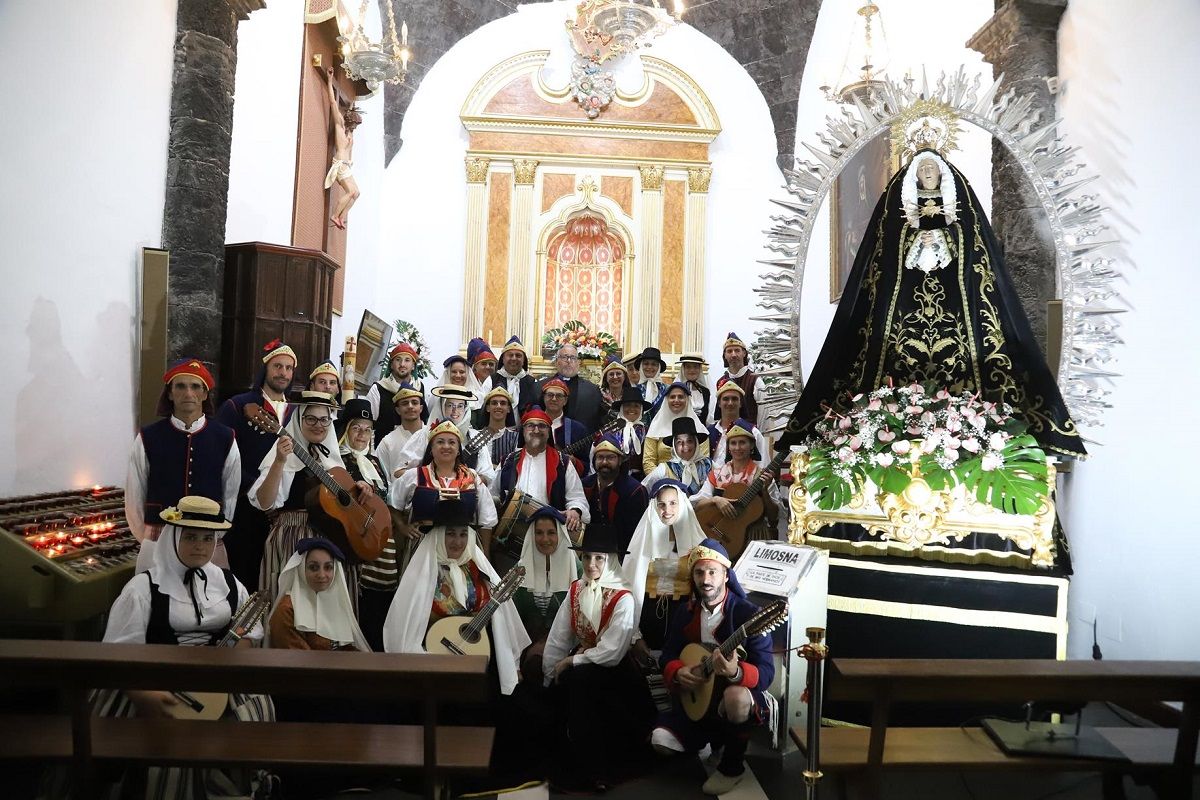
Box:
[801, 382, 1050, 515]
[380, 319, 434, 380]
[541, 320, 619, 361]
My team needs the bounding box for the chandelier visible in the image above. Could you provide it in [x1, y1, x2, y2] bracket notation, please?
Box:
[819, 1, 891, 105]
[567, 0, 684, 65]
[338, 0, 411, 90]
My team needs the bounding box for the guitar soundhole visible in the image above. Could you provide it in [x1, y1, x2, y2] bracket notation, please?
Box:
[461, 628, 481, 645]
[337, 491, 352, 507]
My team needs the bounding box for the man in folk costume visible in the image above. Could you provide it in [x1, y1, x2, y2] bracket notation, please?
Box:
[305, 360, 341, 397]
[642, 417, 715, 497]
[709, 381, 770, 468]
[542, 522, 655, 792]
[382, 500, 530, 698]
[632, 346, 670, 407]
[216, 338, 298, 589]
[582, 435, 649, 554]
[694, 419, 780, 542]
[677, 353, 714, 425]
[496, 407, 590, 537]
[366, 342, 427, 445]
[466, 336, 498, 388]
[541, 377, 590, 466]
[392, 386, 493, 482]
[540, 343, 606, 430]
[93, 496, 275, 798]
[611, 384, 650, 479]
[337, 398, 402, 651]
[491, 335, 538, 417]
[652, 539, 776, 796]
[718, 332, 766, 426]
[468, 385, 520, 485]
[373, 386, 426, 479]
[127, 359, 239, 573]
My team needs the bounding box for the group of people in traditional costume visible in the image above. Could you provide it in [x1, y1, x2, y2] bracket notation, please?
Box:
[107, 329, 784, 797]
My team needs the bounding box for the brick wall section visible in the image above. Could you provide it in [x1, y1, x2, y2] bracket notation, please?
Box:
[380, 0, 820, 169]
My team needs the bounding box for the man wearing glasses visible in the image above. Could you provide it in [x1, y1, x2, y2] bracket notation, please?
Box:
[540, 344, 606, 430]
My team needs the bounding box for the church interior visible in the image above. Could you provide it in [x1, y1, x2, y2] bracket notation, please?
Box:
[2, 0, 1199, 798]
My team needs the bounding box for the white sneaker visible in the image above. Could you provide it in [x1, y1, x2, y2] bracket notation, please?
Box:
[701, 770, 744, 795]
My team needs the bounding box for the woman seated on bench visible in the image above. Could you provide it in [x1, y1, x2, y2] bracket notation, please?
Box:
[93, 496, 275, 797]
[269, 537, 370, 651]
[382, 499, 529, 698]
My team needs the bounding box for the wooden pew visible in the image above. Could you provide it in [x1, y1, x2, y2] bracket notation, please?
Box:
[791, 658, 1200, 800]
[0, 639, 495, 799]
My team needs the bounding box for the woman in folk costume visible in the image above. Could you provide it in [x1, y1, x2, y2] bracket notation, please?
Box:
[632, 346, 670, 408]
[466, 336, 498, 390]
[90, 497, 274, 800]
[710, 380, 771, 468]
[512, 505, 580, 678]
[388, 418, 498, 551]
[382, 501, 530, 697]
[251, 391, 372, 606]
[429, 354, 484, 419]
[677, 352, 713, 425]
[599, 354, 632, 408]
[542, 522, 655, 792]
[338, 399, 404, 650]
[269, 537, 369, 651]
[622, 478, 709, 654]
[611, 384, 650, 480]
[642, 416, 714, 496]
[641, 382, 711, 475]
[694, 419, 780, 543]
[393, 385, 491, 478]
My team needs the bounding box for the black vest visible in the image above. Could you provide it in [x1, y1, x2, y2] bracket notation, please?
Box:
[144, 569, 238, 645]
[140, 418, 235, 521]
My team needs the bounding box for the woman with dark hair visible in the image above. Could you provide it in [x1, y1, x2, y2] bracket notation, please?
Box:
[641, 382, 710, 474]
[388, 419, 497, 551]
[599, 354, 631, 408]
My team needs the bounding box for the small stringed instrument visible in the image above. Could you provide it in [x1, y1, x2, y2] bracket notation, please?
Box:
[560, 414, 624, 460]
[678, 598, 788, 721]
[463, 426, 504, 461]
[168, 591, 272, 721]
[245, 403, 391, 563]
[694, 447, 788, 561]
[424, 564, 526, 662]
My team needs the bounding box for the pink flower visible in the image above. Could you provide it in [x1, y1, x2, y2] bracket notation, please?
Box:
[921, 438, 939, 454]
[936, 389, 951, 400]
[906, 425, 923, 436]
[837, 447, 855, 463]
[891, 440, 912, 455]
[877, 429, 896, 443]
[981, 453, 1003, 472]
[868, 398, 882, 411]
[944, 449, 960, 463]
[961, 437, 981, 453]
[909, 383, 925, 395]
[921, 411, 936, 425]
[906, 405, 923, 415]
[849, 436, 863, 451]
[874, 452, 895, 468]
[988, 432, 1006, 451]
[838, 416, 852, 430]
[944, 436, 961, 449]
[886, 403, 899, 413]
[834, 435, 848, 446]
[852, 393, 864, 403]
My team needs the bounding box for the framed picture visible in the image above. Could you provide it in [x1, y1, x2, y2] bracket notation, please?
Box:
[352, 310, 393, 393]
[830, 133, 895, 303]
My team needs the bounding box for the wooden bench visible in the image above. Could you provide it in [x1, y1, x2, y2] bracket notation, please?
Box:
[0, 639, 495, 799]
[790, 658, 1200, 800]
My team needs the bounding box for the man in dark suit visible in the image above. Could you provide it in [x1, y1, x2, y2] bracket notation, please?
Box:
[540, 344, 606, 430]
[491, 335, 539, 417]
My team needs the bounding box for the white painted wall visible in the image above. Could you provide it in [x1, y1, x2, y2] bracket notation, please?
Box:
[795, 0, 994, 380]
[338, 0, 781, 376]
[1057, 0, 1200, 660]
[0, 0, 177, 494]
[225, 0, 305, 245]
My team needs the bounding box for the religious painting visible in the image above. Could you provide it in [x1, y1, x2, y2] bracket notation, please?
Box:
[829, 133, 893, 302]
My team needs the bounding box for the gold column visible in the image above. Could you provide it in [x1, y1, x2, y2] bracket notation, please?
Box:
[684, 166, 712, 352]
[635, 164, 665, 351]
[461, 156, 491, 345]
[507, 159, 539, 345]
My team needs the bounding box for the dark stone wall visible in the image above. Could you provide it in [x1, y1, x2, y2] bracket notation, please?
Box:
[380, 0, 820, 168]
[162, 0, 241, 376]
[968, 0, 1067, 349]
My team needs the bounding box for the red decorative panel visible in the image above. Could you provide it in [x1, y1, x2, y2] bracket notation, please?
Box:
[543, 213, 624, 335]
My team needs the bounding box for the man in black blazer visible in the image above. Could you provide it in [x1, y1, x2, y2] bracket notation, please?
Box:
[540, 344, 606, 430]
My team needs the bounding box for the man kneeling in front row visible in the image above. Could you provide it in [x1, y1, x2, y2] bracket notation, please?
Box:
[652, 539, 775, 795]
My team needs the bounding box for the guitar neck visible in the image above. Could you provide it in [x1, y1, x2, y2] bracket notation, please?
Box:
[564, 416, 620, 456]
[288, 437, 344, 497]
[463, 598, 500, 640]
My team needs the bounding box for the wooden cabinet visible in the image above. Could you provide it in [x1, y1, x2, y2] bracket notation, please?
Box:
[220, 242, 339, 399]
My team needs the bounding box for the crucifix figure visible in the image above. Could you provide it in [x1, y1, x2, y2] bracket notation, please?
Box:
[320, 67, 361, 230]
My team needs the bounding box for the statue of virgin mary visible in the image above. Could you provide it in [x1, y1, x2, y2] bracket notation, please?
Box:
[780, 149, 1086, 459]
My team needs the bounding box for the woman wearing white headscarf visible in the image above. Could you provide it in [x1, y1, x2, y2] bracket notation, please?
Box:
[382, 504, 529, 696]
[641, 417, 714, 496]
[428, 355, 484, 420]
[541, 522, 655, 792]
[250, 391, 367, 606]
[622, 478, 708, 653]
[91, 497, 274, 799]
[512, 506, 579, 674]
[641, 382, 710, 475]
[269, 537, 370, 652]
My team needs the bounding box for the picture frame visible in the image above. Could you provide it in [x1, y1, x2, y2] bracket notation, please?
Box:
[829, 133, 897, 303]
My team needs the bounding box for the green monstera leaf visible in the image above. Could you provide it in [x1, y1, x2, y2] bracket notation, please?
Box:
[804, 453, 863, 511]
[956, 434, 1049, 515]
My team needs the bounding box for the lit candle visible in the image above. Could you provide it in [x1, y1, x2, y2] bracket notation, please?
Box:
[673, 0, 685, 17]
[401, 21, 408, 46]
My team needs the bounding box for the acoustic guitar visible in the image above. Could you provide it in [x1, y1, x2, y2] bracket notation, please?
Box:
[678, 598, 788, 721]
[424, 564, 526, 661]
[167, 591, 272, 721]
[245, 403, 391, 563]
[694, 447, 787, 561]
